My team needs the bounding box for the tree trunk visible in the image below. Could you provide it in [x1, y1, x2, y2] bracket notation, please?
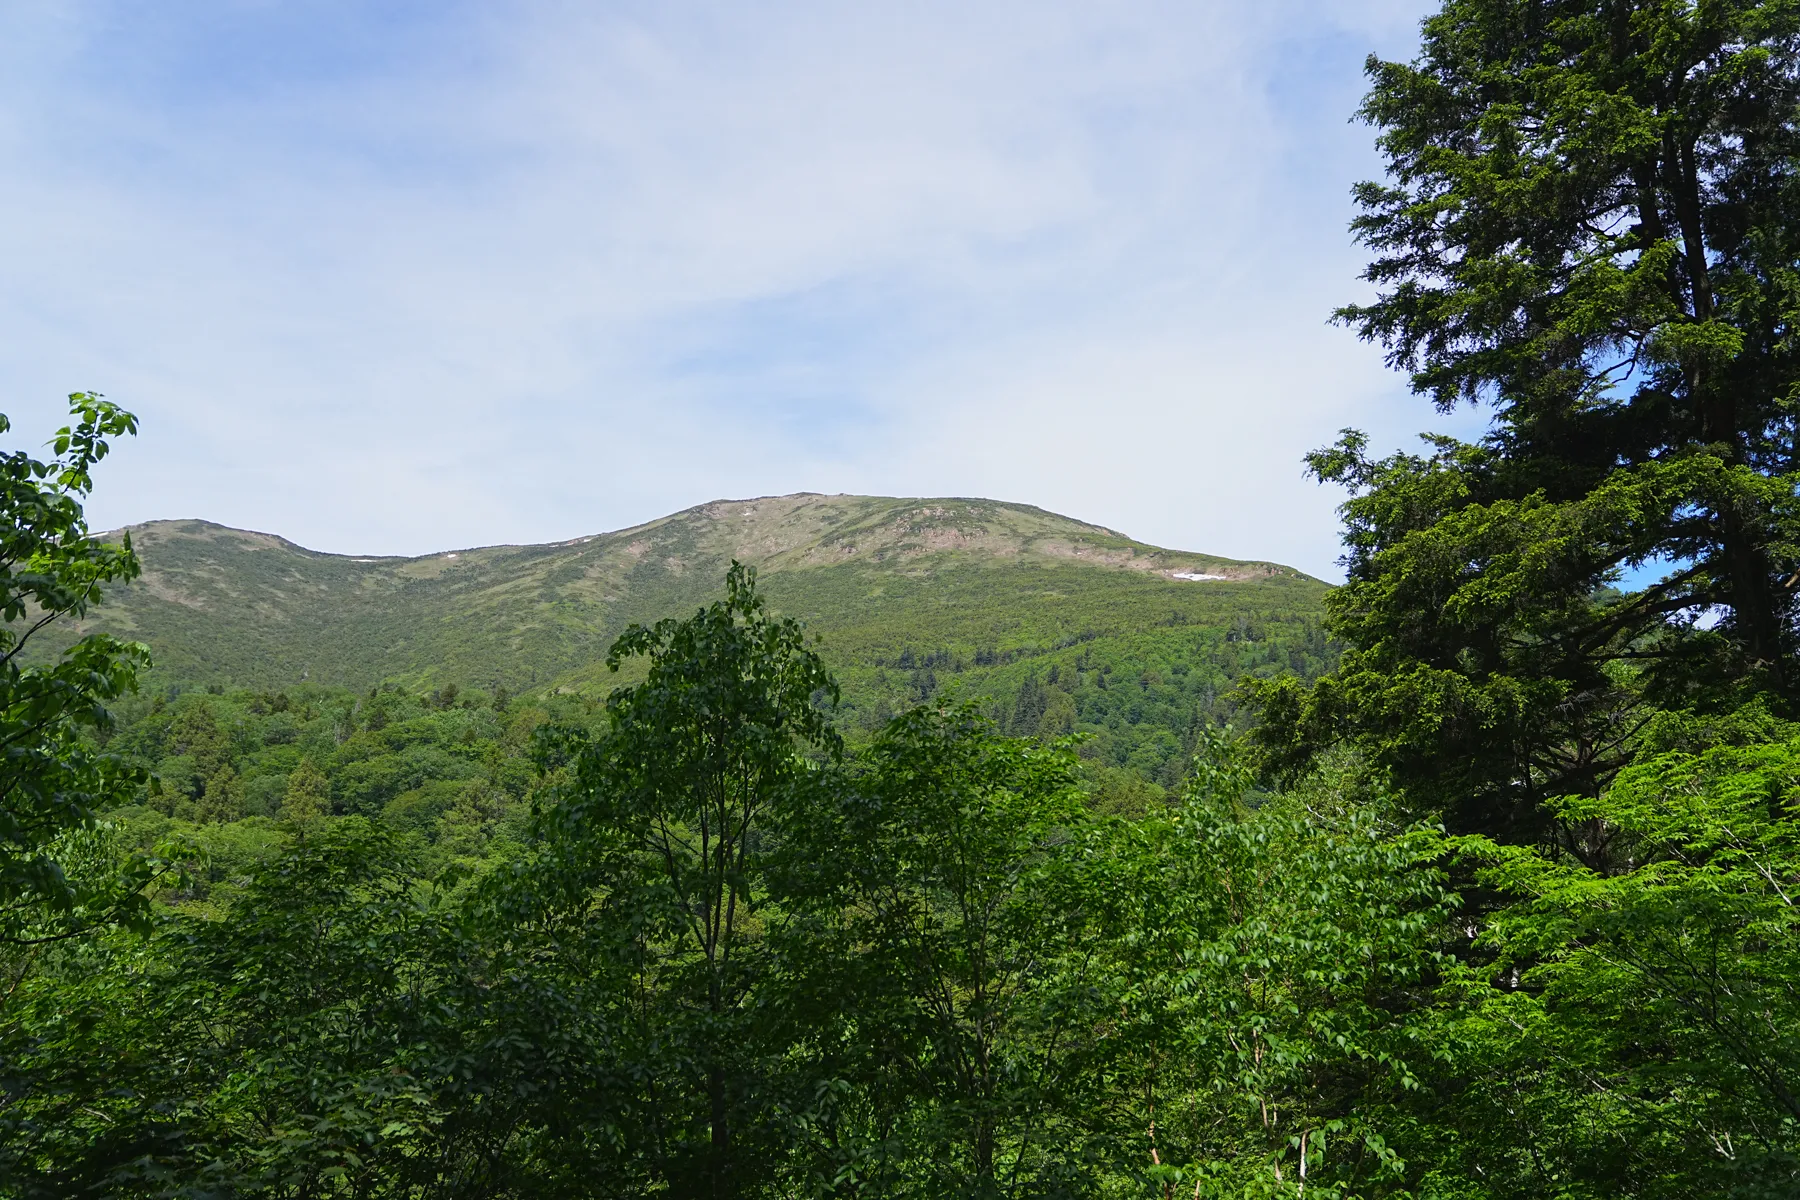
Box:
[1665, 135, 1792, 696]
[710, 1062, 731, 1200]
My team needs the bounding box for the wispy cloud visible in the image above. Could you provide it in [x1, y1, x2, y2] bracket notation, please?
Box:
[1, 0, 1438, 576]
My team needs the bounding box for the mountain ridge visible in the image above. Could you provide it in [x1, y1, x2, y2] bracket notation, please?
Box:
[50, 494, 1332, 780]
[99, 491, 1306, 582]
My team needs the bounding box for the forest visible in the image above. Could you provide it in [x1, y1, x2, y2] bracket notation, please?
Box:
[7, 1, 1800, 1196]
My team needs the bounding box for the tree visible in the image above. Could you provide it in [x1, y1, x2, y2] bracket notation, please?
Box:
[1092, 736, 1453, 1200]
[280, 757, 331, 826]
[0, 394, 160, 944]
[771, 704, 1113, 1196]
[1250, 1, 1800, 848]
[535, 561, 840, 1198]
[1395, 724, 1800, 1196]
[0, 819, 612, 1197]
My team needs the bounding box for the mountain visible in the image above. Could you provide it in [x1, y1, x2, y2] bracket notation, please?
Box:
[59, 494, 1332, 784]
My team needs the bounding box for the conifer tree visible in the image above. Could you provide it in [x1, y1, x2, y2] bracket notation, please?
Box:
[1252, 0, 1800, 850]
[280, 758, 331, 826]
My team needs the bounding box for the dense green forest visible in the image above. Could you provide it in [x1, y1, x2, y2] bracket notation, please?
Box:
[58, 573, 1332, 875]
[8, 1, 1800, 1196]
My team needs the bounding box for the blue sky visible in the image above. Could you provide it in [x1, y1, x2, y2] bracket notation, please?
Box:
[1, 1, 1450, 578]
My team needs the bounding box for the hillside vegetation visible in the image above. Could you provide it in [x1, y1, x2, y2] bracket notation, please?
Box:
[65, 494, 1331, 787]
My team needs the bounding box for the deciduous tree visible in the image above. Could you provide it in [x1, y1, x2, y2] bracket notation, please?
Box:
[535, 561, 839, 1198]
[0, 394, 161, 944]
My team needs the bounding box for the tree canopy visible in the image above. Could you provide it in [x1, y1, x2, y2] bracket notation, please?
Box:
[1250, 0, 1800, 850]
[0, 394, 163, 946]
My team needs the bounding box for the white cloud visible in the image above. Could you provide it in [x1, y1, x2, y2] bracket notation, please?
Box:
[0, 0, 1439, 577]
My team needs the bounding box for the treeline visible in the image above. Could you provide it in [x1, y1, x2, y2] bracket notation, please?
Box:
[88, 615, 1324, 855]
[881, 610, 1326, 673]
[86, 662, 1216, 882]
[855, 619, 1334, 786]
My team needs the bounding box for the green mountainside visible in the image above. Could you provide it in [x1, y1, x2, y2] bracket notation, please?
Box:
[61, 493, 1330, 786]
